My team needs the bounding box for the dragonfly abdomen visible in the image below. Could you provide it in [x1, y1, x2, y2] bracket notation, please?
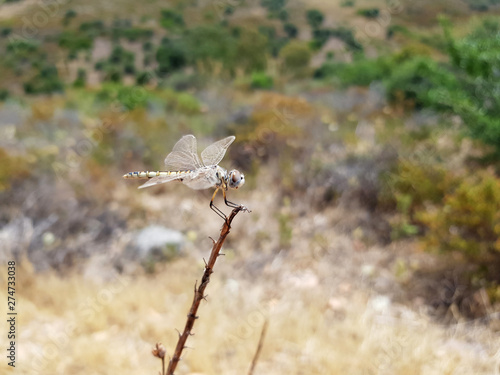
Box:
[123, 171, 192, 179]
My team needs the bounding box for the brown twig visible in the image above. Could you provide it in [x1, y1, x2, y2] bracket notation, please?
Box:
[247, 319, 269, 375]
[159, 205, 247, 375]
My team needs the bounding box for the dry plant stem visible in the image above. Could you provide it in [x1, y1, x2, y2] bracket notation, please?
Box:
[165, 206, 246, 375]
[247, 319, 269, 375]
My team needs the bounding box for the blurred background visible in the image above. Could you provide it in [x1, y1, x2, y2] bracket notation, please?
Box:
[0, 0, 499, 373]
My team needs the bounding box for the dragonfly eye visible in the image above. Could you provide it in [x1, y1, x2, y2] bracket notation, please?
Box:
[228, 170, 245, 189]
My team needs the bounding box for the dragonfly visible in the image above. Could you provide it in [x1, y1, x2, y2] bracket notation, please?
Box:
[123, 134, 247, 220]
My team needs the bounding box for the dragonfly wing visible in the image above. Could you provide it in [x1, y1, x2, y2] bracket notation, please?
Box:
[201, 136, 235, 166]
[182, 169, 218, 190]
[138, 174, 182, 189]
[164, 135, 203, 171]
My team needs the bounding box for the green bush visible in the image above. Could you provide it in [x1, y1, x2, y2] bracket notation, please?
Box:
[387, 24, 410, 39]
[341, 0, 355, 7]
[184, 25, 237, 74]
[109, 45, 134, 65]
[104, 66, 123, 83]
[97, 84, 151, 110]
[236, 29, 268, 73]
[0, 89, 9, 101]
[384, 57, 460, 109]
[0, 27, 12, 37]
[160, 9, 185, 30]
[314, 57, 391, 86]
[261, 0, 286, 12]
[311, 28, 330, 49]
[79, 20, 105, 38]
[74, 69, 86, 88]
[357, 8, 380, 18]
[258, 25, 276, 40]
[283, 23, 298, 38]
[7, 39, 39, 55]
[24, 65, 64, 94]
[58, 31, 93, 52]
[136, 71, 152, 85]
[156, 39, 187, 76]
[118, 28, 154, 42]
[279, 40, 311, 74]
[330, 27, 363, 52]
[278, 9, 289, 21]
[165, 91, 201, 115]
[63, 9, 77, 25]
[306, 9, 324, 28]
[250, 72, 274, 89]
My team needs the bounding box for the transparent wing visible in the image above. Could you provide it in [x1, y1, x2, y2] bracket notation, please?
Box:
[164, 135, 203, 171]
[201, 136, 235, 166]
[138, 174, 184, 189]
[182, 169, 218, 190]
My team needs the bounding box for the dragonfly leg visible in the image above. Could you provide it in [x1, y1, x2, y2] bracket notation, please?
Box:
[222, 189, 241, 208]
[210, 188, 227, 221]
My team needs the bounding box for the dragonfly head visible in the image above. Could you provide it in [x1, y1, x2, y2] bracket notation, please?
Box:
[227, 170, 245, 190]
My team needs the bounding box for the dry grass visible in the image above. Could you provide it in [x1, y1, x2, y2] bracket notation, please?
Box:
[5, 220, 498, 374]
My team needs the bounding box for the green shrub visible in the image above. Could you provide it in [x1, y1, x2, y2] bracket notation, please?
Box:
[136, 71, 152, 85]
[0, 89, 9, 101]
[58, 31, 93, 52]
[311, 28, 330, 49]
[165, 91, 201, 115]
[160, 9, 185, 30]
[104, 66, 122, 83]
[63, 9, 77, 25]
[156, 39, 187, 76]
[74, 69, 86, 88]
[0, 27, 12, 37]
[278, 9, 289, 21]
[387, 24, 410, 39]
[184, 25, 237, 74]
[341, 0, 355, 7]
[119, 28, 154, 42]
[357, 8, 380, 18]
[330, 27, 363, 52]
[384, 57, 460, 109]
[23, 65, 64, 94]
[109, 45, 134, 65]
[79, 20, 105, 38]
[236, 29, 268, 73]
[261, 0, 286, 12]
[97, 84, 151, 110]
[250, 72, 274, 89]
[279, 40, 311, 74]
[306, 9, 324, 28]
[7, 39, 39, 54]
[258, 25, 276, 40]
[283, 23, 298, 38]
[314, 57, 391, 85]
